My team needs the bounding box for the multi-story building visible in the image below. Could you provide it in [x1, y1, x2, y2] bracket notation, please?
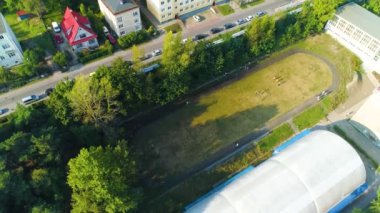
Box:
[0, 13, 23, 68]
[98, 0, 142, 37]
[325, 3, 380, 72]
[147, 0, 217, 23]
[61, 7, 99, 53]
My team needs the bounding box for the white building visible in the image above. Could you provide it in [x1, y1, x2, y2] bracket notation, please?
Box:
[98, 0, 142, 37]
[185, 130, 367, 213]
[325, 3, 380, 73]
[0, 13, 23, 68]
[147, 0, 218, 23]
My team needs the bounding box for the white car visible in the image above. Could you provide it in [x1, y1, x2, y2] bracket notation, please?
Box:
[22, 95, 39, 105]
[152, 49, 162, 56]
[193, 15, 201, 22]
[246, 15, 254, 22]
[103, 26, 109, 35]
[52, 22, 61, 33]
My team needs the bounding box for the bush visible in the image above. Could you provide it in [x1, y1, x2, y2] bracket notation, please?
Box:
[78, 48, 111, 64]
[164, 23, 182, 33]
[52, 51, 68, 68]
[118, 27, 156, 49]
[217, 5, 235, 16]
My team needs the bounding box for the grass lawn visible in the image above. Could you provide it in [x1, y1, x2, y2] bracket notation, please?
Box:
[4, 13, 55, 54]
[241, 0, 265, 9]
[293, 104, 326, 130]
[217, 4, 235, 16]
[133, 52, 332, 180]
[164, 23, 182, 33]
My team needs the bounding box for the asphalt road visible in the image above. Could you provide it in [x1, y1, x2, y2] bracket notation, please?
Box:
[0, 0, 292, 116]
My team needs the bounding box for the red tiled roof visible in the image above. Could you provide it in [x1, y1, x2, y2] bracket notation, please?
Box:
[60, 7, 97, 46]
[16, 10, 28, 16]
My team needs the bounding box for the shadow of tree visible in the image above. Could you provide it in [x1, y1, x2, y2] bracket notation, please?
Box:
[133, 103, 278, 187]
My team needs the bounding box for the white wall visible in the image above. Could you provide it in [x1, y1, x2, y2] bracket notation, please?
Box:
[0, 13, 23, 68]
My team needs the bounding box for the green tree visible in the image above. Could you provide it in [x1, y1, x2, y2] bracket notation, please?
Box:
[22, 0, 46, 18]
[367, 0, 380, 15]
[371, 189, 380, 213]
[131, 45, 143, 71]
[246, 15, 276, 56]
[311, 0, 345, 32]
[0, 66, 14, 85]
[23, 48, 44, 67]
[52, 51, 68, 68]
[68, 75, 120, 126]
[47, 79, 75, 125]
[67, 142, 142, 212]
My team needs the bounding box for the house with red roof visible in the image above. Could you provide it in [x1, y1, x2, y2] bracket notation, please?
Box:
[61, 7, 98, 52]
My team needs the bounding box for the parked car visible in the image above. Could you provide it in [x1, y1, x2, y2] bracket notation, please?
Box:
[246, 15, 254, 22]
[140, 53, 152, 61]
[236, 19, 247, 25]
[103, 26, 109, 34]
[193, 15, 201, 22]
[52, 22, 61, 33]
[210, 28, 224, 34]
[106, 33, 117, 45]
[45, 88, 54, 96]
[224, 23, 236, 29]
[0, 108, 6, 115]
[257, 11, 267, 17]
[22, 95, 39, 105]
[193, 34, 208, 41]
[54, 34, 64, 45]
[152, 49, 162, 56]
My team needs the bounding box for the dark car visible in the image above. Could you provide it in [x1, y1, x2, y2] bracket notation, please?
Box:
[54, 34, 64, 45]
[257, 11, 267, 17]
[210, 27, 224, 34]
[236, 18, 247, 25]
[192, 34, 208, 41]
[106, 33, 117, 45]
[224, 23, 236, 30]
[45, 88, 54, 96]
[140, 53, 152, 61]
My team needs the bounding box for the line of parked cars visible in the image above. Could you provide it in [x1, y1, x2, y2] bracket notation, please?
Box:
[190, 11, 267, 42]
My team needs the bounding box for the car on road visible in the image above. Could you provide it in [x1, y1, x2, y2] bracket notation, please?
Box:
[0, 108, 6, 115]
[193, 34, 208, 41]
[140, 53, 152, 61]
[224, 23, 236, 30]
[236, 18, 247, 25]
[246, 15, 254, 22]
[45, 88, 54, 96]
[52, 22, 61, 33]
[193, 15, 201, 22]
[54, 34, 64, 45]
[210, 28, 224, 34]
[152, 49, 162, 56]
[257, 11, 267, 17]
[22, 95, 39, 105]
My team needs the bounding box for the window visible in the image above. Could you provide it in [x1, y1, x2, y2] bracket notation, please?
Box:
[117, 17, 123, 22]
[0, 56, 4, 60]
[79, 34, 86, 38]
[352, 29, 363, 41]
[337, 19, 346, 31]
[76, 43, 83, 48]
[0, 35, 3, 39]
[168, 6, 171, 10]
[180, 2, 183, 5]
[135, 25, 141, 30]
[8, 52, 15, 57]
[120, 31, 126, 35]
[162, 15, 165, 18]
[161, 1, 164, 4]
[368, 40, 380, 52]
[2, 44, 10, 49]
[161, 8, 165, 12]
[134, 19, 139, 23]
[360, 34, 371, 46]
[344, 24, 354, 36]
[167, 0, 171, 2]
[180, 8, 183, 12]
[89, 39, 96, 44]
[185, 6, 188, 10]
[168, 12, 172, 16]
[185, 0, 188, 3]
[119, 24, 124, 28]
[329, 16, 339, 27]
[133, 11, 139, 16]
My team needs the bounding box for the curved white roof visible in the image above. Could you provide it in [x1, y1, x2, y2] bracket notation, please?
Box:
[186, 130, 366, 213]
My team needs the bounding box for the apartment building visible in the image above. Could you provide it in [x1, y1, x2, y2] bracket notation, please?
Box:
[0, 13, 23, 68]
[98, 0, 142, 37]
[325, 3, 380, 72]
[147, 0, 216, 23]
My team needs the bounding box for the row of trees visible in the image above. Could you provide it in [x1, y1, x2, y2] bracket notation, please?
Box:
[0, 0, 350, 212]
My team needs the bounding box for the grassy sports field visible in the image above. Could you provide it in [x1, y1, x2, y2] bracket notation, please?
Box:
[133, 52, 332, 179]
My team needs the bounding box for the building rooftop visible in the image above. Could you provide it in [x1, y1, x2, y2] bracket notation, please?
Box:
[185, 130, 367, 213]
[100, 0, 138, 15]
[336, 3, 380, 41]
